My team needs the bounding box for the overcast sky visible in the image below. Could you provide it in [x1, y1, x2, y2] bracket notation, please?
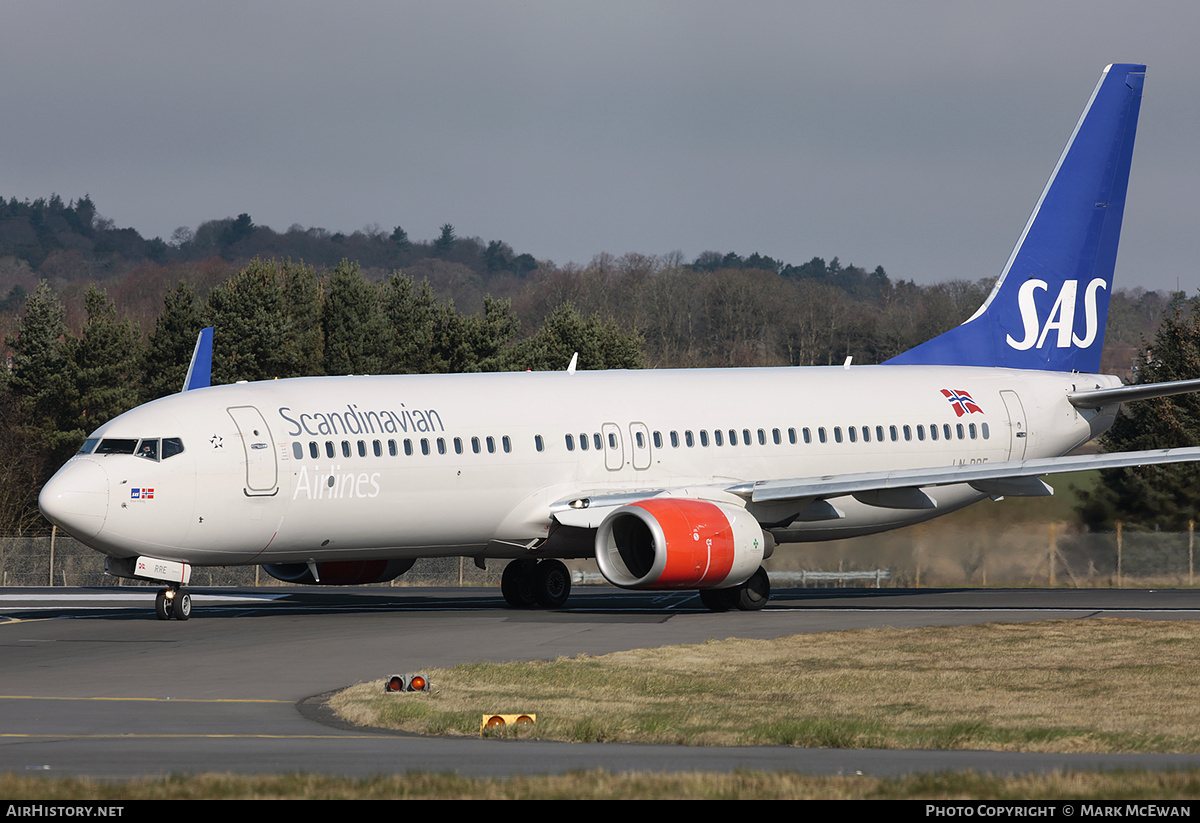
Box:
[2, 1, 1197, 292]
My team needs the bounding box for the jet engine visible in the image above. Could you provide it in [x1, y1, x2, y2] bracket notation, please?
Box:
[594, 498, 765, 589]
[262, 558, 415, 585]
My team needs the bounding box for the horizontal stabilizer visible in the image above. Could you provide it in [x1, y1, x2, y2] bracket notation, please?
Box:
[1068, 377, 1200, 408]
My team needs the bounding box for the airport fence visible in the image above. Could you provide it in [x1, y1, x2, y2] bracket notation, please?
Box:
[0, 522, 1195, 589]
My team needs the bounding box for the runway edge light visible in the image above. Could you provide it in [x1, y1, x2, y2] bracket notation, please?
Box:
[385, 673, 430, 693]
[481, 714, 536, 734]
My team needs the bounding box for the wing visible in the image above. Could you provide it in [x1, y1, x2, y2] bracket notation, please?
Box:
[551, 446, 1200, 526]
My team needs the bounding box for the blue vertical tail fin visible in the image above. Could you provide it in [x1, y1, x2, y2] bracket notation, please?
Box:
[886, 63, 1145, 373]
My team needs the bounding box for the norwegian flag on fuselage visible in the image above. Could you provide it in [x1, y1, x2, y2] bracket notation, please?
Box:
[940, 389, 983, 417]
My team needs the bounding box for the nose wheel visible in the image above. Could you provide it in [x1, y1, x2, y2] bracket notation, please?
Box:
[154, 587, 192, 621]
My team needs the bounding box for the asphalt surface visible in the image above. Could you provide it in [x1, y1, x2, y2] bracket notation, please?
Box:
[3, 584, 1200, 779]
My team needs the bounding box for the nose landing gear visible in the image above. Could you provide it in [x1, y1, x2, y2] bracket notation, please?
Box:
[154, 586, 192, 621]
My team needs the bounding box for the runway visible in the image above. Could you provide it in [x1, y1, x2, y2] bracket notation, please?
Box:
[3, 585, 1200, 779]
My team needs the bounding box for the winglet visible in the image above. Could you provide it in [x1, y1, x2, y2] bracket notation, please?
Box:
[181, 327, 214, 392]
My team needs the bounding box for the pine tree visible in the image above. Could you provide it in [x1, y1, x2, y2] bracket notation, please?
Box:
[508, 303, 645, 371]
[322, 260, 385, 375]
[381, 272, 437, 374]
[281, 260, 325, 377]
[59, 287, 144, 442]
[203, 259, 291, 384]
[144, 282, 203, 399]
[1078, 296, 1200, 530]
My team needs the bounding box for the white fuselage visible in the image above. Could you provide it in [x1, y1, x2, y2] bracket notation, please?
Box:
[39, 364, 1120, 568]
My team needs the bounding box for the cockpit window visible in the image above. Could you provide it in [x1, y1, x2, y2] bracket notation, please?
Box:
[91, 437, 184, 459]
[95, 438, 139, 455]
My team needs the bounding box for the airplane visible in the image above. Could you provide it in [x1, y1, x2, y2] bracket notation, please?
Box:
[37, 63, 1200, 620]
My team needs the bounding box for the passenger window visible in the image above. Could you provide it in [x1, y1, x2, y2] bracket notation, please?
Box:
[593, 433, 603, 450]
[818, 428, 826, 444]
[956, 424, 965, 440]
[373, 440, 382, 457]
[772, 428, 781, 445]
[608, 433, 617, 449]
[969, 423, 977, 440]
[904, 425, 912, 442]
[890, 425, 898, 442]
[535, 435, 544, 452]
[579, 433, 588, 451]
[636, 431, 645, 448]
[454, 437, 463, 454]
[487, 436, 496, 454]
[700, 430, 709, 447]
[653, 431, 662, 449]
[876, 426, 884, 442]
[715, 430, 724, 447]
[982, 423, 990, 439]
[326, 441, 336, 458]
[685, 430, 695, 447]
[358, 440, 367, 457]
[503, 436, 511, 453]
[421, 439, 430, 456]
[309, 441, 319, 459]
[565, 434, 575, 451]
[916, 426, 925, 442]
[757, 429, 765, 446]
[930, 425, 938, 442]
[437, 438, 446, 455]
[291, 442, 303, 460]
[342, 441, 351, 457]
[404, 439, 413, 456]
[834, 427, 843, 443]
[389, 439, 398, 457]
[471, 437, 480, 454]
[848, 427, 856, 443]
[670, 431, 679, 448]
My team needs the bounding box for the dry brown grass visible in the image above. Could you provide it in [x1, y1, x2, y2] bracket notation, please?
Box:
[332, 619, 1200, 752]
[5, 769, 1200, 799]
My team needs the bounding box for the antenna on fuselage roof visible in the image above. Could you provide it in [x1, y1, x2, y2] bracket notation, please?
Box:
[181, 327, 214, 392]
[567, 352, 578, 375]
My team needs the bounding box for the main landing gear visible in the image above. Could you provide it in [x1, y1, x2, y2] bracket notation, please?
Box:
[501, 558, 571, 609]
[698, 566, 771, 612]
[154, 586, 192, 621]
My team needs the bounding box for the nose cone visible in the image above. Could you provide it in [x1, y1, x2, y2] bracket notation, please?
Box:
[39, 458, 109, 540]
